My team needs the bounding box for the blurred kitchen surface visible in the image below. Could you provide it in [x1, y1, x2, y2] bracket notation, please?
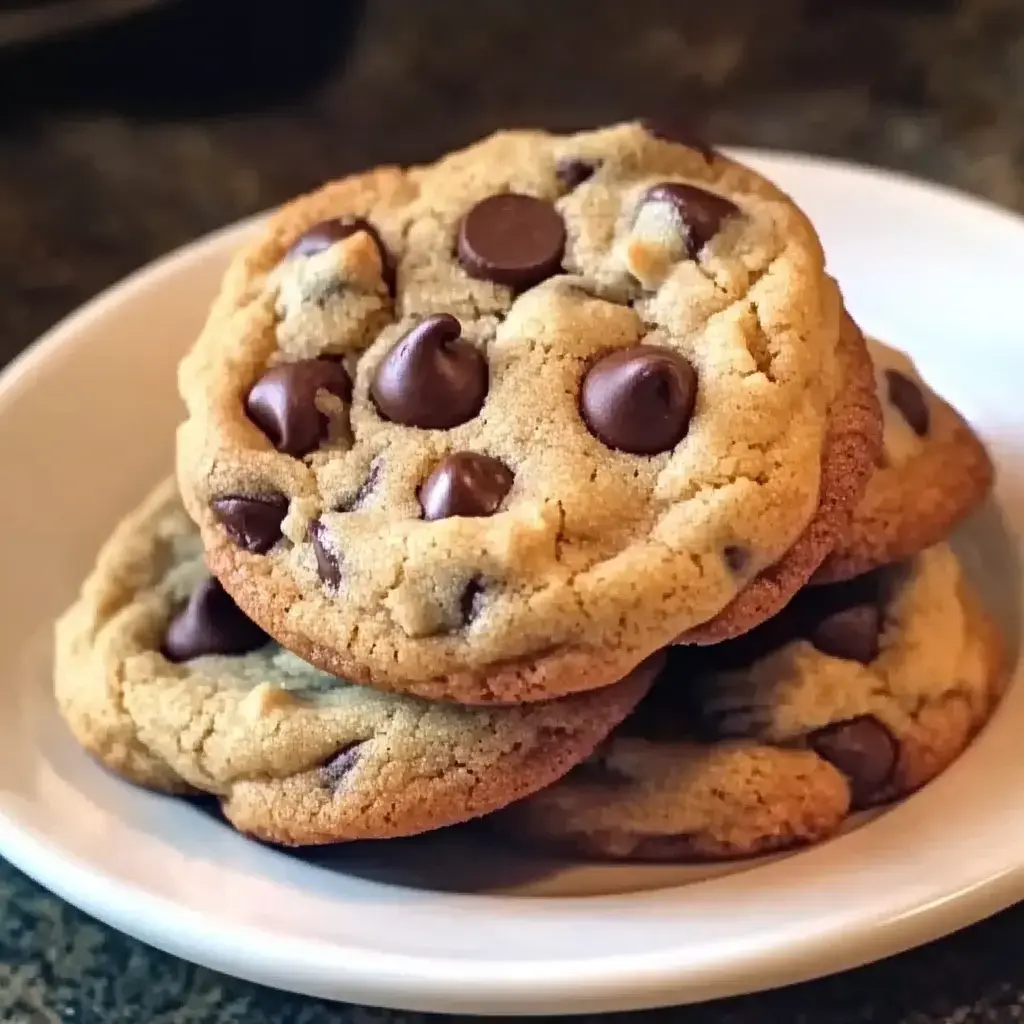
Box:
[2, 1, 1024, 1022]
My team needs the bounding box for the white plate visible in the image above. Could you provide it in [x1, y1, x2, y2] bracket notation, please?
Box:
[0, 152, 1023, 1017]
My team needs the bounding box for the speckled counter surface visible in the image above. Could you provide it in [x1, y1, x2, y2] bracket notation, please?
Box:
[1, 0, 1022, 1020]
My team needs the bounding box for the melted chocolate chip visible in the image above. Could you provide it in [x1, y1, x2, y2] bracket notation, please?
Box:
[641, 117, 716, 162]
[885, 369, 930, 437]
[807, 603, 882, 664]
[685, 570, 885, 666]
[370, 314, 487, 429]
[723, 544, 749, 575]
[246, 359, 353, 457]
[309, 520, 342, 588]
[457, 193, 565, 289]
[807, 716, 898, 806]
[162, 577, 268, 662]
[286, 217, 395, 293]
[460, 577, 486, 624]
[320, 742, 365, 789]
[211, 494, 289, 554]
[338, 461, 382, 512]
[419, 453, 514, 521]
[556, 158, 598, 192]
[581, 345, 698, 454]
[640, 182, 739, 258]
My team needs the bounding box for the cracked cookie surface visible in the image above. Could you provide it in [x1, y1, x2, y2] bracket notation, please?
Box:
[495, 543, 1005, 860]
[53, 479, 659, 845]
[815, 338, 993, 583]
[177, 120, 849, 702]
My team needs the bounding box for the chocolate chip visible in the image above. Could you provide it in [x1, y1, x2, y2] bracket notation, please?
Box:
[581, 345, 697, 454]
[419, 452, 514, 521]
[211, 494, 289, 554]
[885, 369, 930, 437]
[245, 359, 353, 457]
[162, 577, 268, 663]
[309, 520, 342, 588]
[640, 182, 739, 258]
[460, 577, 486, 623]
[641, 117, 716, 162]
[287, 217, 395, 293]
[370, 314, 487, 429]
[807, 716, 898, 805]
[457, 193, 566, 289]
[338, 461, 381, 512]
[556, 158, 598, 192]
[723, 544, 749, 575]
[807, 603, 882, 664]
[320, 742, 365, 789]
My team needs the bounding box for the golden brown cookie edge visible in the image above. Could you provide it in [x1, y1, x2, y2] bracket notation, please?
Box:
[217, 655, 661, 845]
[813, 392, 994, 584]
[678, 304, 883, 645]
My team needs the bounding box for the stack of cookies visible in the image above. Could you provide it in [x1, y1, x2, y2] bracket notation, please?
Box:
[54, 121, 1003, 860]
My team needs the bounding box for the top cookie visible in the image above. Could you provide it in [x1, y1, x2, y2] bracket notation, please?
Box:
[814, 338, 994, 583]
[178, 120, 841, 702]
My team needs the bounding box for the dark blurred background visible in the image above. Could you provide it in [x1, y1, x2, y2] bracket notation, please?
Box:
[0, 0, 1020, 369]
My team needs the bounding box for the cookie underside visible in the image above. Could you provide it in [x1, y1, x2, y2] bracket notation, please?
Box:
[54, 479, 659, 845]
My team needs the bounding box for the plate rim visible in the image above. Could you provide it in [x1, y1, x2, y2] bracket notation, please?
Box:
[3, 148, 1024, 1015]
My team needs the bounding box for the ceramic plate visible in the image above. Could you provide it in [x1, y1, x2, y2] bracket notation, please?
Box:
[0, 152, 1022, 1016]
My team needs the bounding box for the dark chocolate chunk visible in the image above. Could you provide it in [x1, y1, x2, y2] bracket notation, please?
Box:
[457, 193, 565, 289]
[320, 741, 366, 789]
[419, 452, 514, 521]
[807, 603, 882, 664]
[460, 577, 486, 624]
[162, 577, 268, 662]
[246, 359, 352, 457]
[640, 182, 739, 258]
[370, 314, 487, 429]
[807, 716, 898, 806]
[885, 369, 930, 437]
[581, 345, 697, 454]
[723, 544, 749, 575]
[309, 520, 342, 588]
[211, 494, 289, 554]
[556, 158, 598, 192]
[286, 217, 396, 293]
[338, 461, 382, 512]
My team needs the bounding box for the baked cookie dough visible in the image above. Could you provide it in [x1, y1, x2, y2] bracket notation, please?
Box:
[54, 479, 659, 845]
[815, 337, 993, 583]
[495, 543, 1005, 860]
[177, 120, 875, 703]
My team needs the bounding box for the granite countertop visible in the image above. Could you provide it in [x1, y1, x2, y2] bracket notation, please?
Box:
[1, 0, 1022, 1019]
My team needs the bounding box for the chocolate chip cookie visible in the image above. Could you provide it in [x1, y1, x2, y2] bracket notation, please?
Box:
[177, 120, 871, 703]
[679, 306, 881, 644]
[815, 337, 994, 583]
[495, 543, 1005, 860]
[54, 479, 660, 845]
